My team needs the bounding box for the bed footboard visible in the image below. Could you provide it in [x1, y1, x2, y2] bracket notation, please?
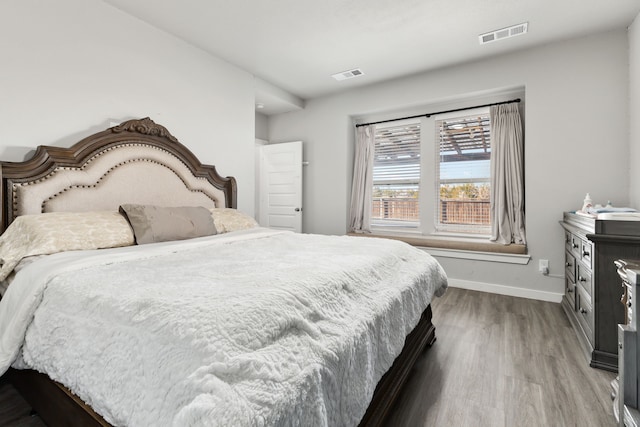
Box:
[359, 304, 435, 427]
[7, 304, 435, 427]
[7, 368, 109, 427]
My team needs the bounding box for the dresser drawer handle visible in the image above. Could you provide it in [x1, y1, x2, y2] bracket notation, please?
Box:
[566, 262, 572, 268]
[583, 250, 590, 257]
[580, 308, 588, 314]
[579, 276, 587, 282]
[572, 243, 579, 249]
[567, 288, 574, 293]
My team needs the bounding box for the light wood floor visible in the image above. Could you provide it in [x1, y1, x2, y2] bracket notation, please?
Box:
[0, 288, 617, 426]
[384, 287, 617, 427]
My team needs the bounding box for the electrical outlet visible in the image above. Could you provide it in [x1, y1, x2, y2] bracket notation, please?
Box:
[539, 259, 549, 275]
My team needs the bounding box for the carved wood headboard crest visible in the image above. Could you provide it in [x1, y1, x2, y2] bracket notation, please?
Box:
[0, 118, 237, 232]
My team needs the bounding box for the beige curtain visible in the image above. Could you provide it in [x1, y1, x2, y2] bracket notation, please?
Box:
[489, 103, 526, 245]
[349, 125, 375, 233]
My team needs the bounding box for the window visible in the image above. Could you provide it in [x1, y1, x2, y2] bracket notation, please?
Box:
[356, 97, 525, 253]
[370, 109, 492, 236]
[435, 112, 491, 234]
[371, 120, 421, 228]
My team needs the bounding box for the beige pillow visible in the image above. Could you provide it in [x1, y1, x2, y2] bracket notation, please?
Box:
[119, 204, 217, 245]
[0, 211, 135, 281]
[209, 208, 259, 233]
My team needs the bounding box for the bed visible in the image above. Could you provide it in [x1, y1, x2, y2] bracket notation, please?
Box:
[0, 118, 447, 427]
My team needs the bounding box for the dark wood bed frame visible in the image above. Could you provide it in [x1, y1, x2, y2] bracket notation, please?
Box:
[0, 118, 436, 427]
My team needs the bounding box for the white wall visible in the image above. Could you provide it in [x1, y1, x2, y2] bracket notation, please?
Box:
[630, 13, 640, 207]
[0, 0, 256, 214]
[269, 30, 630, 299]
[255, 113, 269, 141]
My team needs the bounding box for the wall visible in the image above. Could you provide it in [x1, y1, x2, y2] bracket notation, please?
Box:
[0, 0, 256, 214]
[269, 30, 630, 300]
[630, 13, 640, 207]
[255, 112, 269, 141]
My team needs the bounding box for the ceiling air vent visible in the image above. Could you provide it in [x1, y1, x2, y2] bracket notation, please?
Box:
[479, 22, 528, 45]
[331, 68, 365, 81]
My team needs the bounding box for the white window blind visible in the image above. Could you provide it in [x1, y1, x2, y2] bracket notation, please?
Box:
[435, 112, 491, 234]
[372, 121, 421, 228]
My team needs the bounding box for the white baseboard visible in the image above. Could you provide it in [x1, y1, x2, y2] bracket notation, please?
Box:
[447, 278, 563, 303]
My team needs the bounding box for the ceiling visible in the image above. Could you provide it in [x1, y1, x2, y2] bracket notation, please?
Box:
[102, 0, 640, 115]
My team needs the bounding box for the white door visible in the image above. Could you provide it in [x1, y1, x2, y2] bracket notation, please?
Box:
[259, 141, 303, 232]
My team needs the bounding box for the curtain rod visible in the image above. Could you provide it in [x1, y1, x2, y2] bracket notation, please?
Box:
[355, 98, 521, 128]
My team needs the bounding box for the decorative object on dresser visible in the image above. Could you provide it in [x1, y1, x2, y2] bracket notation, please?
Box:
[560, 212, 640, 371]
[611, 260, 640, 427]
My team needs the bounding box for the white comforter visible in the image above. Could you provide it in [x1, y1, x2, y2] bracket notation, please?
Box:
[0, 228, 447, 427]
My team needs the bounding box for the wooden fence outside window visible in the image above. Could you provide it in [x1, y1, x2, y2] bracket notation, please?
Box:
[372, 198, 490, 225]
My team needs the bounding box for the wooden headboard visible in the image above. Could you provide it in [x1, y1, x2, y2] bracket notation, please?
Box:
[0, 117, 237, 232]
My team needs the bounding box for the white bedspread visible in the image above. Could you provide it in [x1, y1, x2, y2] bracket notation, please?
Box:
[0, 228, 447, 427]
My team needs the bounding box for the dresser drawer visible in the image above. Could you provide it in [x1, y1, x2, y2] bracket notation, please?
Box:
[622, 283, 633, 326]
[565, 250, 576, 281]
[576, 286, 594, 345]
[564, 231, 573, 252]
[580, 239, 593, 269]
[577, 263, 592, 301]
[564, 276, 576, 310]
[566, 232, 581, 258]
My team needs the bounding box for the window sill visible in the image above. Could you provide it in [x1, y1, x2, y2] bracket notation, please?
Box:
[347, 232, 530, 264]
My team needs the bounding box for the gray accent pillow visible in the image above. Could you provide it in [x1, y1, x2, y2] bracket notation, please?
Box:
[119, 204, 217, 244]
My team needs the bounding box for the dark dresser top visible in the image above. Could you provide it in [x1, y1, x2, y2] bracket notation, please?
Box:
[563, 212, 640, 237]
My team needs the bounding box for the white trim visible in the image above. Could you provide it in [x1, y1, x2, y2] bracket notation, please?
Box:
[431, 231, 491, 239]
[447, 278, 563, 303]
[370, 226, 421, 235]
[422, 247, 530, 264]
